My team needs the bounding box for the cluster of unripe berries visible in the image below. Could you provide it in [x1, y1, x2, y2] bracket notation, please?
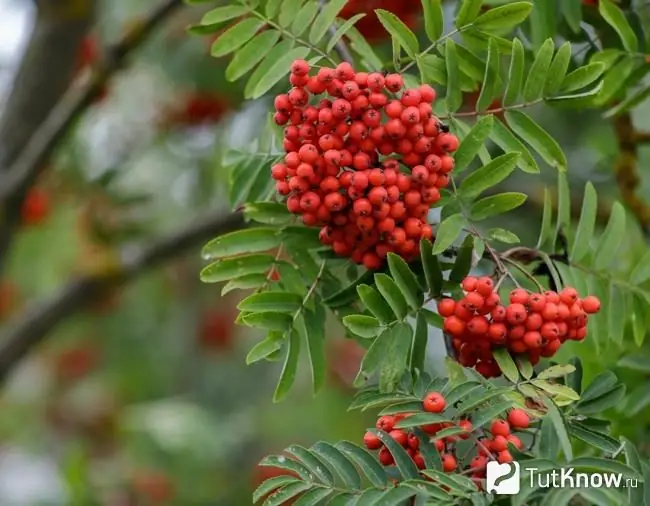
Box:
[438, 276, 601, 377]
[363, 391, 533, 481]
[271, 60, 459, 270]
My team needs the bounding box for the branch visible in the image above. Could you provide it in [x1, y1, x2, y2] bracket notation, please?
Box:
[0, 210, 244, 384]
[612, 112, 650, 232]
[0, 0, 185, 269]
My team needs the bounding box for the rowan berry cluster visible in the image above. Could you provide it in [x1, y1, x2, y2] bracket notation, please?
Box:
[271, 60, 459, 270]
[438, 276, 601, 378]
[363, 391, 533, 482]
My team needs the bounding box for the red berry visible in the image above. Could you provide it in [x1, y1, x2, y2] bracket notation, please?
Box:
[507, 409, 530, 429]
[490, 419, 510, 437]
[364, 431, 382, 450]
[423, 392, 446, 413]
[582, 296, 601, 314]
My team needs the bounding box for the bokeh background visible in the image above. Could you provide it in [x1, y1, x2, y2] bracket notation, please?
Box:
[0, 0, 649, 504]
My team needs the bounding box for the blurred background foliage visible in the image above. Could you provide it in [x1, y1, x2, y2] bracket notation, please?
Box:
[0, 0, 650, 504]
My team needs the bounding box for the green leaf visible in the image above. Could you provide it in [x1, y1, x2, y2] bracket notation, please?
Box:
[279, 0, 305, 27]
[357, 284, 396, 324]
[309, 0, 347, 44]
[595, 56, 640, 106]
[459, 152, 519, 200]
[594, 201, 626, 271]
[532, 379, 580, 401]
[420, 240, 443, 297]
[345, 26, 383, 71]
[311, 441, 361, 489]
[343, 315, 384, 338]
[374, 274, 408, 320]
[505, 110, 567, 171]
[387, 253, 423, 310]
[335, 441, 388, 487]
[244, 201, 291, 225]
[375, 9, 419, 59]
[569, 182, 597, 263]
[238, 292, 302, 313]
[457, 386, 512, 413]
[222, 273, 268, 295]
[372, 430, 420, 479]
[449, 235, 474, 283]
[560, 63, 606, 93]
[545, 41, 572, 97]
[265, 0, 283, 18]
[570, 457, 642, 480]
[411, 312, 428, 373]
[490, 117, 539, 173]
[245, 39, 294, 98]
[488, 228, 520, 244]
[242, 312, 293, 331]
[326, 14, 366, 53]
[253, 476, 301, 504]
[291, 1, 319, 37]
[561, 0, 583, 33]
[568, 423, 620, 454]
[472, 2, 533, 31]
[246, 332, 285, 364]
[476, 38, 500, 112]
[522, 38, 554, 102]
[470, 192, 527, 220]
[471, 400, 515, 428]
[301, 307, 326, 395]
[516, 356, 533, 379]
[445, 381, 483, 406]
[631, 295, 648, 346]
[401, 480, 449, 500]
[503, 38, 525, 106]
[492, 349, 519, 383]
[201, 5, 249, 25]
[604, 82, 650, 118]
[631, 250, 650, 284]
[375, 487, 417, 504]
[456, 0, 483, 28]
[599, 0, 638, 52]
[378, 323, 413, 392]
[211, 18, 265, 57]
[453, 117, 494, 172]
[536, 188, 553, 249]
[264, 482, 312, 506]
[201, 254, 274, 283]
[353, 490, 384, 506]
[422, 0, 444, 41]
[432, 214, 466, 254]
[258, 455, 311, 481]
[250, 46, 311, 99]
[543, 396, 573, 460]
[273, 328, 300, 402]
[293, 488, 332, 506]
[537, 364, 576, 380]
[285, 445, 334, 485]
[445, 39, 463, 113]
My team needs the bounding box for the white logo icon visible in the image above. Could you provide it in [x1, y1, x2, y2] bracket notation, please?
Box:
[486, 461, 521, 495]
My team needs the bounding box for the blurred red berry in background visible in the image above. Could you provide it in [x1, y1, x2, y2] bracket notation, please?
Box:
[21, 187, 50, 226]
